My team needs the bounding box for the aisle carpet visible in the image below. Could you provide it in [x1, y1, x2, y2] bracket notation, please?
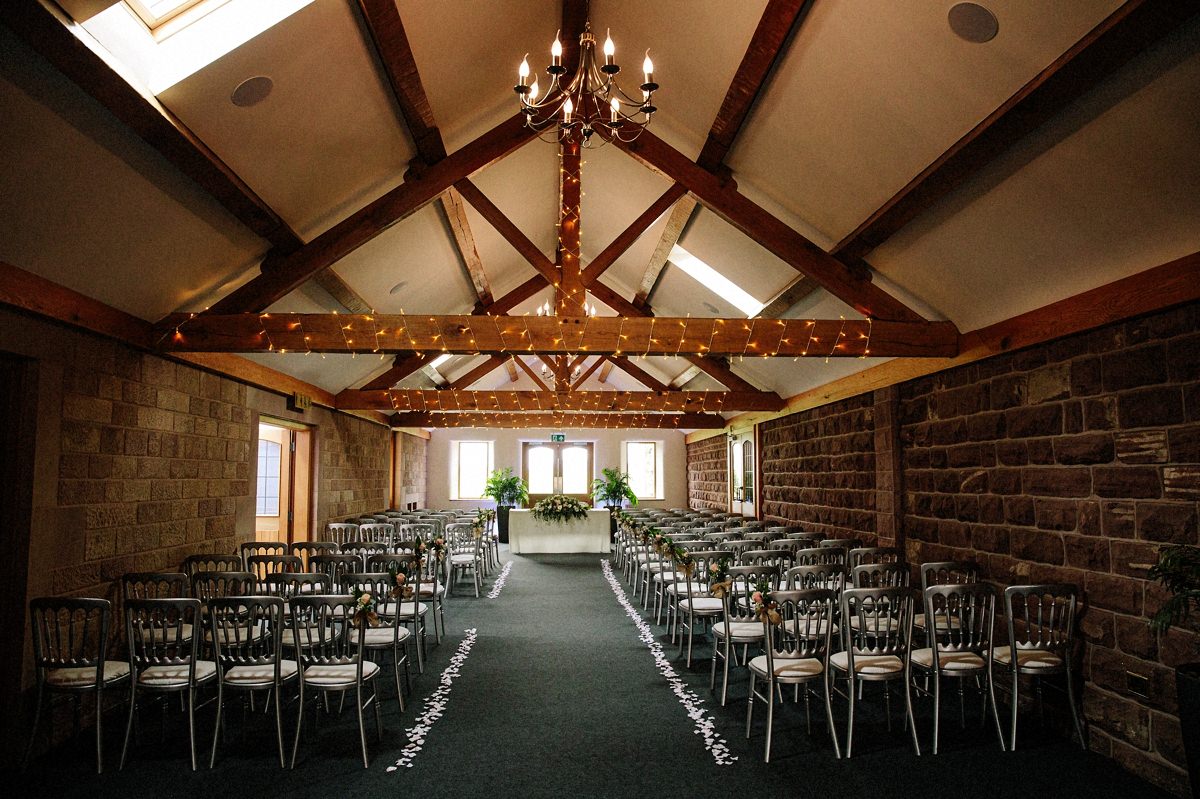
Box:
[18, 553, 1169, 798]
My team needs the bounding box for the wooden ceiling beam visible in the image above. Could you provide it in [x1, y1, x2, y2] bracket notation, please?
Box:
[342, 389, 785, 412]
[605, 356, 672, 393]
[441, 186, 493, 305]
[505, 357, 520, 383]
[359, 352, 429, 391]
[833, 0, 1199, 262]
[3, 2, 302, 253]
[310, 270, 373, 314]
[161, 313, 958, 358]
[389, 411, 727, 429]
[206, 113, 536, 314]
[513, 356, 552, 391]
[581, 183, 689, 286]
[613, 130, 928, 323]
[597, 359, 615, 384]
[454, 179, 559, 286]
[687, 355, 761, 394]
[697, 0, 811, 171]
[756, 276, 820, 319]
[634, 192, 696, 308]
[477, 275, 548, 315]
[446, 354, 509, 390]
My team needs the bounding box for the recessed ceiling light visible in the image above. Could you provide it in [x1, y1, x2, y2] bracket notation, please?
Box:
[948, 3, 998, 44]
[231, 75, 273, 107]
[389, 281, 408, 295]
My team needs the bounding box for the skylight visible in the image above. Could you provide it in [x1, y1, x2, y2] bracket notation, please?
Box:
[668, 245, 764, 317]
[83, 0, 314, 94]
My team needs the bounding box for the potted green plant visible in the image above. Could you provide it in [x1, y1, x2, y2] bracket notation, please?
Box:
[1148, 543, 1200, 797]
[592, 467, 638, 537]
[484, 467, 528, 544]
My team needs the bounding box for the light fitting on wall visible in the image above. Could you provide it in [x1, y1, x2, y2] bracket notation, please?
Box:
[515, 20, 658, 147]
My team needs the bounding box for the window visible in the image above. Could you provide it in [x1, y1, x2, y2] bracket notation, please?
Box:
[669, 245, 764, 317]
[256, 439, 281, 516]
[623, 441, 664, 501]
[124, 0, 229, 33]
[522, 442, 594, 501]
[451, 441, 493, 500]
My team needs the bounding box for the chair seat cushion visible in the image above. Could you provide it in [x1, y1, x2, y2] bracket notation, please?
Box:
[378, 601, 429, 617]
[205, 622, 268, 645]
[450, 554, 477, 565]
[46, 661, 130, 688]
[829, 651, 903, 675]
[911, 647, 985, 671]
[748, 655, 824, 681]
[302, 661, 380, 687]
[677, 597, 723, 613]
[139, 661, 217, 687]
[993, 648, 1063, 670]
[349, 626, 412, 646]
[712, 620, 764, 641]
[225, 660, 299, 683]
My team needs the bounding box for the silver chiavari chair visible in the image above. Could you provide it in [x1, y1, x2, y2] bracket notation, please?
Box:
[358, 523, 395, 549]
[341, 572, 414, 710]
[849, 546, 904, 570]
[676, 549, 729, 667]
[325, 523, 360, 546]
[239, 542, 286, 571]
[182, 554, 241, 578]
[711, 562, 780, 706]
[291, 541, 339, 570]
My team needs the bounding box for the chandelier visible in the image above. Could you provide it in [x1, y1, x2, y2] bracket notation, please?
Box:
[515, 21, 658, 147]
[534, 298, 598, 317]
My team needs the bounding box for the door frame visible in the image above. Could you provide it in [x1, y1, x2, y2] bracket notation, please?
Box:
[521, 440, 595, 504]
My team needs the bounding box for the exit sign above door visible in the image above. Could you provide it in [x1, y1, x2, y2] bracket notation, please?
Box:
[550, 433, 566, 442]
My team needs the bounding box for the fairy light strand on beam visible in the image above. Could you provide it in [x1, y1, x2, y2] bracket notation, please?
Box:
[826, 316, 848, 363]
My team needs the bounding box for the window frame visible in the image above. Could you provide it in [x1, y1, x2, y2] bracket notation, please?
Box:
[255, 438, 282, 517]
[622, 440, 664, 502]
[450, 440, 494, 501]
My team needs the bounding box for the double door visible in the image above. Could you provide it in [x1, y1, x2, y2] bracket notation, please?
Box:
[522, 441, 594, 504]
[729, 431, 755, 518]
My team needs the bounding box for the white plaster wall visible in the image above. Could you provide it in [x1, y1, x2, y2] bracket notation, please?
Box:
[425, 427, 690, 511]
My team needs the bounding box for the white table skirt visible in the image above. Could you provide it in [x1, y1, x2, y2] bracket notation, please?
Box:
[508, 509, 610, 554]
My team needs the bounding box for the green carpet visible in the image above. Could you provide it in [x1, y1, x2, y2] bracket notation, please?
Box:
[17, 553, 1171, 798]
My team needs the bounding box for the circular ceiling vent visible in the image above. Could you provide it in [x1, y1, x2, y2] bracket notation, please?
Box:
[389, 280, 409, 295]
[231, 76, 274, 108]
[948, 3, 999, 43]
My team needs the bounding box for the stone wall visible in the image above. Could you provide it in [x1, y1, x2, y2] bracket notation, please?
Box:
[899, 302, 1198, 795]
[397, 432, 428, 510]
[685, 434, 727, 509]
[759, 392, 878, 542]
[316, 411, 391, 525]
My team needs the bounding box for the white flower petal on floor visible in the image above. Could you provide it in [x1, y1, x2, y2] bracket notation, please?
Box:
[387, 628, 479, 772]
[486, 561, 514, 599]
[600, 559, 737, 766]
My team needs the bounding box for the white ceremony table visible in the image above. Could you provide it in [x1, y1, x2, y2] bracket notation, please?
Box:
[508, 509, 611, 554]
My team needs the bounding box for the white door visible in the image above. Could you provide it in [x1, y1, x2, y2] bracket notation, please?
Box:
[729, 432, 755, 519]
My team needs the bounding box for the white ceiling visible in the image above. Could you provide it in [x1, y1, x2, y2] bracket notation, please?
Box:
[1, 1, 1198, 427]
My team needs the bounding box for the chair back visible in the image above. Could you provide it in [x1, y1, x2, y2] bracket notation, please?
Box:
[679, 550, 727, 599]
[124, 598, 202, 673]
[310, 553, 362, 587]
[121, 572, 189, 601]
[925, 582, 996, 658]
[920, 561, 981, 591]
[725, 563, 782, 622]
[191, 571, 256, 601]
[246, 554, 303, 582]
[341, 573, 409, 635]
[359, 523, 395, 547]
[786, 531, 824, 542]
[398, 523, 434, 542]
[785, 563, 847, 593]
[325, 523, 359, 546]
[288, 595, 363, 670]
[342, 542, 387, 568]
[765, 589, 836, 666]
[739, 548, 794, 570]
[1004, 584, 1078, 655]
[208, 596, 283, 672]
[851, 562, 910, 588]
[821, 538, 862, 550]
[717, 540, 756, 559]
[849, 546, 903, 569]
[240, 542, 286, 570]
[365, 552, 420, 574]
[744, 531, 781, 544]
[794, 546, 847, 569]
[840, 587, 914, 658]
[262, 572, 329, 600]
[704, 531, 738, 543]
[447, 523, 480, 558]
[28, 597, 112, 678]
[291, 541, 339, 569]
[182, 554, 241, 577]
[772, 538, 813, 554]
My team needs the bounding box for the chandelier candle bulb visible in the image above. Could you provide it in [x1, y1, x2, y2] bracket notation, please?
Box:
[551, 32, 562, 67]
[518, 55, 530, 88]
[603, 30, 615, 66]
[642, 51, 653, 84]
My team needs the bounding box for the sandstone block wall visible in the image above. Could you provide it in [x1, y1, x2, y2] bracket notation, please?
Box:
[685, 434, 727, 509]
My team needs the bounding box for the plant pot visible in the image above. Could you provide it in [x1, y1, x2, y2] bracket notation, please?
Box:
[1178, 663, 1200, 799]
[497, 506, 511, 544]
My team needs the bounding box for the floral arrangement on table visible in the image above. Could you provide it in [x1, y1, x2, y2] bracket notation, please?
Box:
[751, 580, 781, 625]
[707, 556, 733, 599]
[531, 494, 591, 524]
[351, 591, 379, 628]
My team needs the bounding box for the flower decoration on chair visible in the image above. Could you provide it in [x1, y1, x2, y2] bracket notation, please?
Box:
[352, 592, 379, 628]
[413, 535, 446, 563]
[671, 543, 695, 578]
[531, 494, 591, 524]
[388, 568, 415, 601]
[707, 556, 733, 599]
[751, 580, 781, 626]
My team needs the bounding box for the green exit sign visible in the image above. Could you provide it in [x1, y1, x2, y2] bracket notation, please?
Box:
[550, 433, 566, 442]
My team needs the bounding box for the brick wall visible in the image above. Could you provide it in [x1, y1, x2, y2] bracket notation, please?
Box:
[396, 432, 427, 509]
[759, 392, 879, 542]
[316, 412, 391, 525]
[900, 302, 1198, 795]
[685, 435, 727, 509]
